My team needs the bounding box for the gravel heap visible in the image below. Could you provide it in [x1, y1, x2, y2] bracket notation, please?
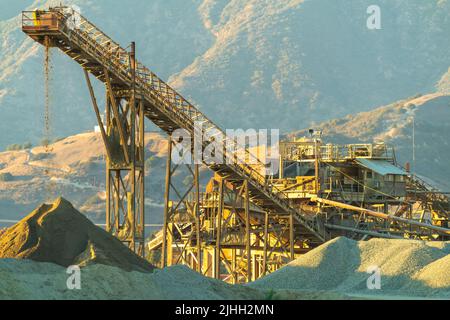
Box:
[250, 237, 450, 299]
[0, 259, 264, 300]
[1, 199, 448, 300]
[0, 197, 154, 273]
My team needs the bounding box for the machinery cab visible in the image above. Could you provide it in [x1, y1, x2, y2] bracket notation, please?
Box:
[22, 10, 60, 31]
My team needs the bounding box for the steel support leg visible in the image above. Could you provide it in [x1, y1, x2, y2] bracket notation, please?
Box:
[290, 212, 295, 261]
[215, 178, 224, 279]
[86, 63, 145, 256]
[161, 135, 173, 267]
[262, 212, 269, 276]
[244, 180, 251, 282]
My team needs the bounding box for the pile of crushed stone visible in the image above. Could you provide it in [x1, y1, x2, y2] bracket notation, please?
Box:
[0, 198, 154, 273]
[1, 199, 448, 300]
[0, 259, 264, 300]
[249, 237, 450, 299]
[0, 258, 357, 300]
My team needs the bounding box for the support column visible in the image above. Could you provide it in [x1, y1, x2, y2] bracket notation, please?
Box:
[194, 164, 202, 273]
[231, 249, 237, 284]
[161, 135, 173, 267]
[244, 180, 251, 282]
[129, 60, 136, 251]
[262, 212, 269, 277]
[114, 170, 120, 232]
[86, 42, 145, 256]
[167, 222, 173, 266]
[215, 179, 224, 279]
[159, 134, 205, 272]
[105, 91, 111, 233]
[138, 99, 145, 257]
[289, 212, 295, 261]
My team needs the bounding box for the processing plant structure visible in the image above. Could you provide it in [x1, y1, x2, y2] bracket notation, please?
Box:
[22, 7, 450, 284]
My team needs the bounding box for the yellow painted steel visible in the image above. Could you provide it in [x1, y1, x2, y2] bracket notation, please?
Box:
[32, 10, 41, 26]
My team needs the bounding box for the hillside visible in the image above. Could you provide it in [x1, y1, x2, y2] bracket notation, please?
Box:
[0, 0, 212, 149]
[1, 0, 450, 149]
[0, 132, 169, 223]
[0, 131, 212, 225]
[438, 68, 450, 93]
[170, 0, 450, 130]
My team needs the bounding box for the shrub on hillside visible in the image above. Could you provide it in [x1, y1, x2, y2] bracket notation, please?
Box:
[0, 172, 14, 182]
[40, 138, 51, 146]
[5, 142, 33, 151]
[5, 144, 22, 151]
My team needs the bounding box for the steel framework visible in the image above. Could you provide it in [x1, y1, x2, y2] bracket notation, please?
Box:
[22, 6, 325, 258]
[22, 7, 450, 283]
[84, 42, 146, 255]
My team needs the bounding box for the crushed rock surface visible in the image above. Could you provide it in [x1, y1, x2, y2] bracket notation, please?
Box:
[249, 237, 450, 299]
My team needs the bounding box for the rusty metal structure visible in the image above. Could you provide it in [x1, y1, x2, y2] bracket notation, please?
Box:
[22, 7, 450, 283]
[148, 137, 450, 282]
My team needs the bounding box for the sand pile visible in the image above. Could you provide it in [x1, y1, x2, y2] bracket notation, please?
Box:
[0, 197, 154, 273]
[250, 237, 450, 299]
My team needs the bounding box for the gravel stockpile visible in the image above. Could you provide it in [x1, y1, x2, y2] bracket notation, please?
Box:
[0, 258, 359, 300]
[0, 198, 154, 273]
[1, 198, 448, 300]
[0, 259, 263, 300]
[250, 237, 450, 299]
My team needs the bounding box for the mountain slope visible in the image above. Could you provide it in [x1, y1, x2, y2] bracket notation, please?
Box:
[1, 0, 450, 149]
[0, 0, 212, 149]
[0, 132, 169, 222]
[0, 131, 211, 224]
[170, 0, 450, 130]
[438, 68, 450, 93]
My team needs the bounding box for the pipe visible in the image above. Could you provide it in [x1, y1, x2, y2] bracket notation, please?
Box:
[311, 197, 450, 236]
[324, 224, 404, 239]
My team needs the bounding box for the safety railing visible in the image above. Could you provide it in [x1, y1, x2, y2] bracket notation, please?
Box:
[281, 141, 395, 162]
[22, 10, 61, 30]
